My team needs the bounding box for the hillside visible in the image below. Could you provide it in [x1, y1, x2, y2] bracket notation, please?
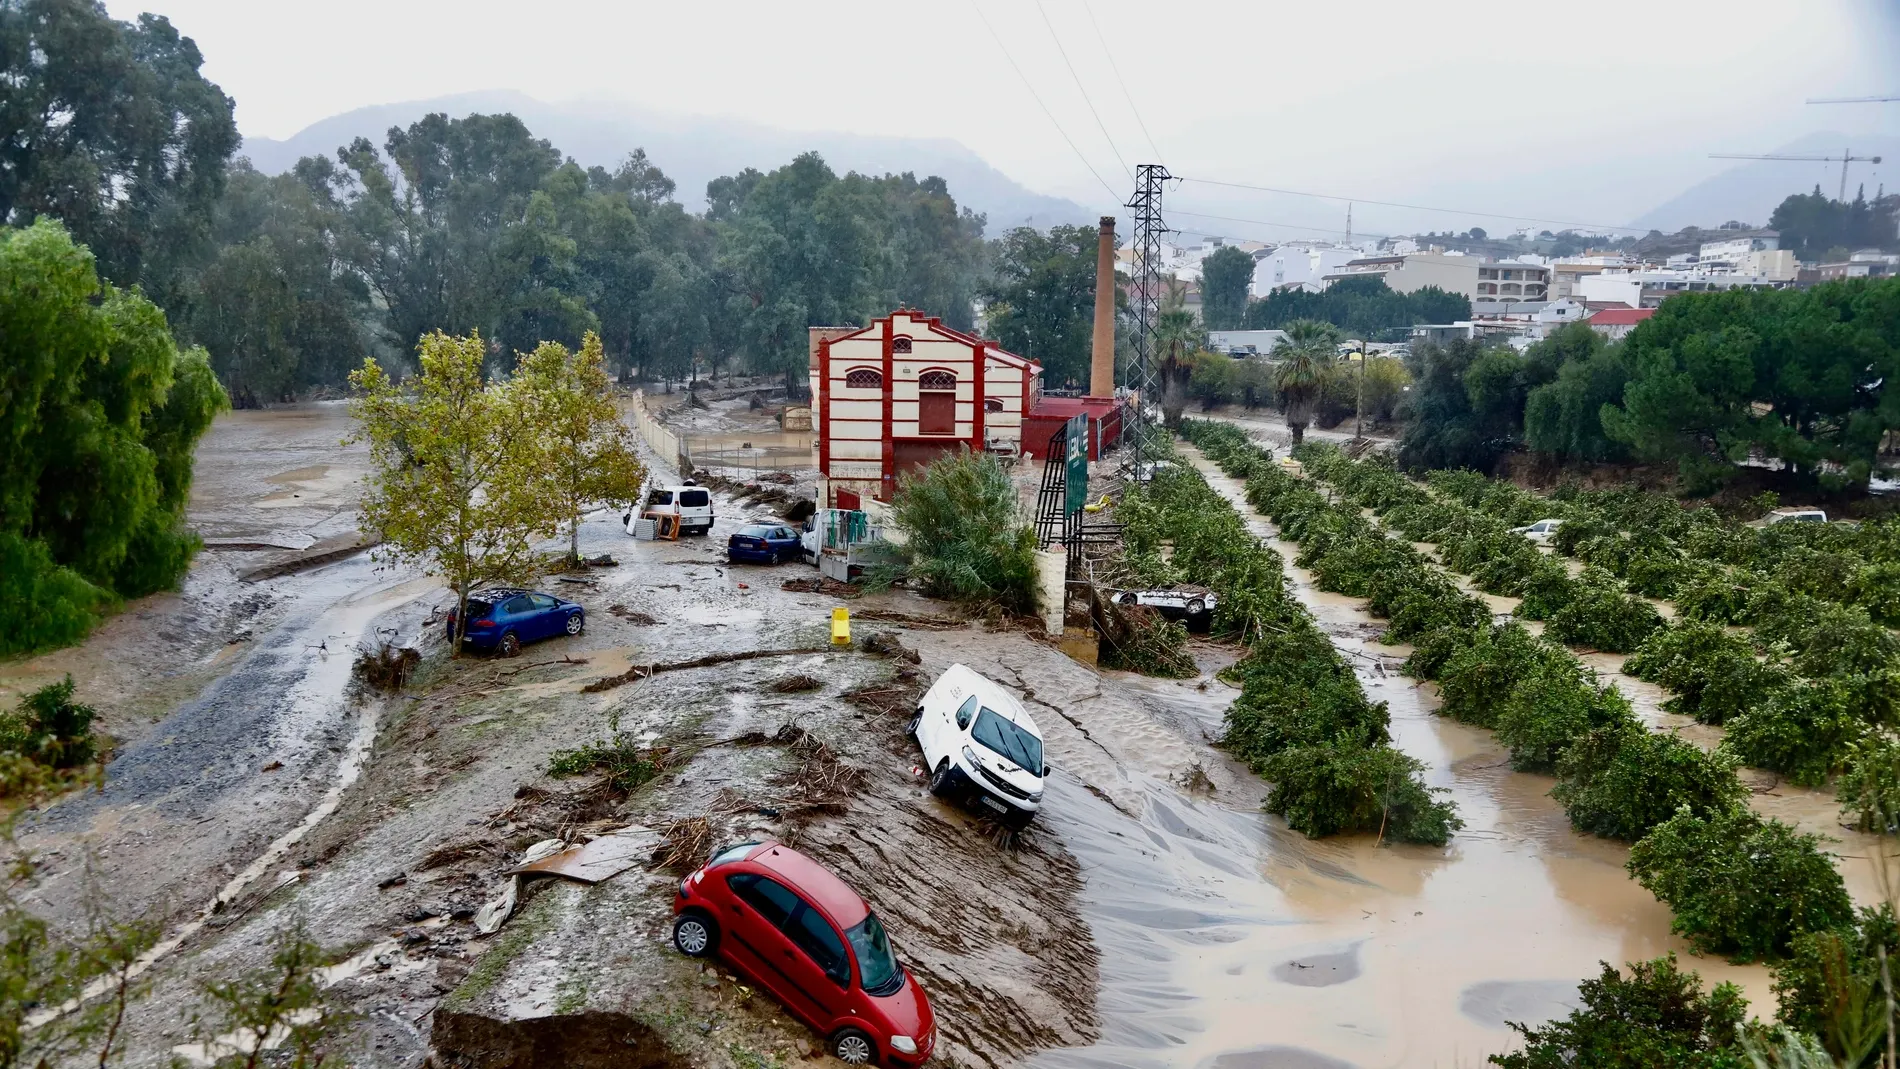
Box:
[239, 90, 1090, 233]
[1632, 130, 1900, 233]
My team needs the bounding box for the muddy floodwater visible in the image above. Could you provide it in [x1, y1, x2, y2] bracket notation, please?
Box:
[8, 402, 1886, 1068]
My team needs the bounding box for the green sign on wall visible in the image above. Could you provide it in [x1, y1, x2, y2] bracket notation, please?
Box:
[1063, 412, 1089, 516]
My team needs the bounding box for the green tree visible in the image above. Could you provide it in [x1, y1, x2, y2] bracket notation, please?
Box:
[0, 0, 239, 308]
[1627, 807, 1854, 962]
[1275, 320, 1338, 446]
[517, 333, 647, 563]
[1156, 280, 1204, 424]
[1601, 280, 1900, 492]
[1199, 245, 1253, 330]
[1770, 186, 1900, 260]
[0, 219, 227, 655]
[1244, 274, 1469, 339]
[1489, 956, 1748, 1069]
[983, 223, 1118, 390]
[350, 331, 553, 655]
[888, 451, 1036, 613]
[1524, 323, 1631, 464]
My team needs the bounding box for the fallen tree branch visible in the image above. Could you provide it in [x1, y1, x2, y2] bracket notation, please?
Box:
[581, 646, 833, 693]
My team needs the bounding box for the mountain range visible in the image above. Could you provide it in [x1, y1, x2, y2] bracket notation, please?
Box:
[238, 90, 1092, 234]
[242, 92, 1894, 243]
[1630, 131, 1900, 234]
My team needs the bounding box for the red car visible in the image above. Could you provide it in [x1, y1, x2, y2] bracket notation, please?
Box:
[672, 840, 935, 1066]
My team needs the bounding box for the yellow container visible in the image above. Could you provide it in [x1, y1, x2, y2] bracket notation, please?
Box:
[831, 607, 851, 646]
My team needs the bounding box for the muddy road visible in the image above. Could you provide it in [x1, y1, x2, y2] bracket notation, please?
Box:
[5, 401, 1859, 1068]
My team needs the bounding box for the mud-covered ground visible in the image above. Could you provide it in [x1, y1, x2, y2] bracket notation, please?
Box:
[14, 400, 1872, 1069]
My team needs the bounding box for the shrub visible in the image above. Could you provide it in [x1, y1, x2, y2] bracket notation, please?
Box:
[1488, 955, 1747, 1069]
[1622, 551, 1690, 599]
[1553, 725, 1746, 841]
[0, 676, 98, 774]
[1514, 560, 1576, 621]
[1494, 658, 1638, 773]
[1367, 565, 1487, 644]
[1627, 808, 1854, 962]
[1624, 620, 1784, 726]
[1721, 678, 1867, 787]
[1772, 905, 1900, 1062]
[1401, 625, 1476, 681]
[1433, 622, 1547, 729]
[0, 532, 110, 656]
[1850, 561, 1900, 627]
[1543, 566, 1662, 653]
[889, 451, 1037, 612]
[1834, 736, 1900, 833]
[1259, 738, 1462, 846]
[1674, 562, 1751, 624]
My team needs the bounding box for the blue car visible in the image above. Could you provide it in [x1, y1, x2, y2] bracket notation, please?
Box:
[447, 588, 585, 656]
[728, 523, 803, 565]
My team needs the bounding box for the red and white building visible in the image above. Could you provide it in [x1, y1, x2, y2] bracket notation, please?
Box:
[808, 309, 1041, 509]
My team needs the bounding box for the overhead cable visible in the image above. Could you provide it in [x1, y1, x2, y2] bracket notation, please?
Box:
[1177, 176, 1651, 234]
[1080, 0, 1165, 167]
[1169, 207, 1386, 241]
[1034, 0, 1132, 182]
[970, 0, 1123, 205]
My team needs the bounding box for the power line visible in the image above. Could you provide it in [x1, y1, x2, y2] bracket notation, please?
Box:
[1177, 175, 1652, 234]
[1808, 94, 1900, 104]
[1168, 207, 1388, 241]
[1080, 0, 1164, 167]
[1034, 0, 1131, 182]
[969, 0, 1123, 206]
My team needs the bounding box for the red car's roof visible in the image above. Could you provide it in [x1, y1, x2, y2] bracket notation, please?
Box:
[748, 842, 869, 927]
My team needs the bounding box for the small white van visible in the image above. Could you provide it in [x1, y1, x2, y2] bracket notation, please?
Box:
[626, 482, 716, 536]
[909, 664, 1048, 828]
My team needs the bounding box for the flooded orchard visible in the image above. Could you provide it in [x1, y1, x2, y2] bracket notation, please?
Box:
[5, 401, 1866, 1067]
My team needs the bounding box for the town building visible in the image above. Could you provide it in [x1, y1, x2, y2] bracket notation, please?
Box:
[807, 310, 1040, 509]
[1585, 306, 1656, 340]
[1327, 252, 1483, 300]
[1474, 260, 1552, 307]
[1696, 231, 1797, 280]
[1251, 244, 1362, 296]
[1551, 255, 1640, 300]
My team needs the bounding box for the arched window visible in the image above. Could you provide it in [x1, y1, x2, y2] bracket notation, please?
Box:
[918, 369, 956, 433]
[844, 367, 882, 389]
[891, 336, 913, 354]
[984, 397, 1004, 413]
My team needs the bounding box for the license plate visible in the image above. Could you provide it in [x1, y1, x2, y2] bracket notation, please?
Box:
[979, 795, 1007, 814]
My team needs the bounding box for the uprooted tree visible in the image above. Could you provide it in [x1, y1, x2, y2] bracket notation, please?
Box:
[350, 331, 553, 655]
[516, 332, 647, 564]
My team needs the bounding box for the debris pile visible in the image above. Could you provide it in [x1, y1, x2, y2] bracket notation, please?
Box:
[353, 641, 421, 691]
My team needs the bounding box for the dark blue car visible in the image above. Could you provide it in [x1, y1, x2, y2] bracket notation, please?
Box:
[448, 588, 585, 656]
[728, 523, 802, 565]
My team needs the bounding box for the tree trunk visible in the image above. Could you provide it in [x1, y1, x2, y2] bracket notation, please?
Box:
[570, 512, 582, 564]
[1290, 421, 1307, 447]
[452, 578, 471, 659]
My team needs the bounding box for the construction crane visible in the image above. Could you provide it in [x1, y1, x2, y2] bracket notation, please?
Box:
[1807, 94, 1900, 104]
[1708, 149, 1884, 202]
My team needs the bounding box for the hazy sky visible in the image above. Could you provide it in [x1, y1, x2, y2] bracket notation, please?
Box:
[112, 0, 1900, 234]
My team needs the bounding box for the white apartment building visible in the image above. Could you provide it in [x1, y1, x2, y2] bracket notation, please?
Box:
[1697, 232, 1796, 280]
[1326, 253, 1484, 300]
[1577, 269, 1787, 308]
[1251, 244, 1362, 296]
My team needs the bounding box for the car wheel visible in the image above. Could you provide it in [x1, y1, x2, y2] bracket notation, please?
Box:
[928, 758, 955, 799]
[830, 1028, 876, 1066]
[672, 911, 717, 958]
[565, 613, 584, 636]
[906, 708, 922, 737]
[1186, 598, 1206, 615]
[498, 632, 521, 658]
[1115, 592, 1137, 606]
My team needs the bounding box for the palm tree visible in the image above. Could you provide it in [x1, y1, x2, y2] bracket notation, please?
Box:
[1155, 279, 1201, 425]
[1274, 319, 1340, 447]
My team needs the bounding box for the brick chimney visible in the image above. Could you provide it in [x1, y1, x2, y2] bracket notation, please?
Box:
[1089, 215, 1117, 398]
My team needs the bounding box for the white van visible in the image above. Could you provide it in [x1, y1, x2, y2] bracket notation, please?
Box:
[626, 482, 715, 536]
[909, 664, 1048, 828]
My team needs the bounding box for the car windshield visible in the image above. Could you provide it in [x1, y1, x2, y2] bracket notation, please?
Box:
[972, 706, 1043, 771]
[651, 490, 674, 505]
[846, 912, 903, 996]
